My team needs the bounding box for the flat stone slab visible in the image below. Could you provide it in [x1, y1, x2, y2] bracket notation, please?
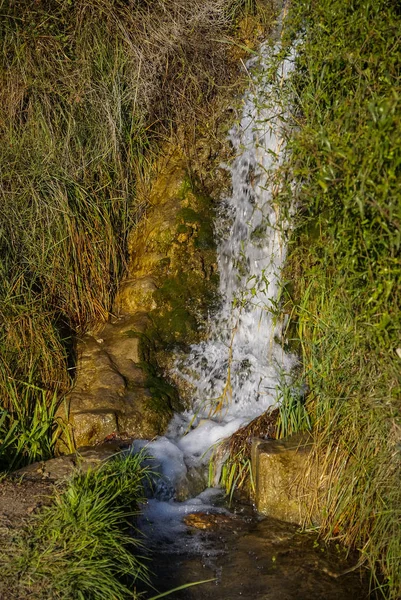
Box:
[13, 445, 126, 482]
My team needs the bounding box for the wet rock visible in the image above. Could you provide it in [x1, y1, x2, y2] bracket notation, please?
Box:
[103, 336, 142, 376]
[14, 455, 77, 481]
[100, 313, 150, 383]
[70, 335, 126, 398]
[69, 410, 119, 448]
[60, 149, 218, 453]
[58, 311, 170, 448]
[56, 335, 128, 449]
[14, 445, 126, 482]
[184, 512, 237, 530]
[115, 276, 158, 315]
[103, 312, 150, 337]
[252, 433, 319, 524]
[118, 389, 171, 438]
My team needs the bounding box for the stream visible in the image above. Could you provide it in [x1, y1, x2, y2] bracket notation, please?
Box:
[134, 22, 372, 600]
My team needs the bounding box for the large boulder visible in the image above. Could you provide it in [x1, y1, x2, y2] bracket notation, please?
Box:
[57, 327, 169, 450]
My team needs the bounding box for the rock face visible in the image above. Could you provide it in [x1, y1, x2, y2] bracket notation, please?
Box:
[58, 150, 218, 450]
[58, 315, 165, 450]
[252, 433, 319, 525]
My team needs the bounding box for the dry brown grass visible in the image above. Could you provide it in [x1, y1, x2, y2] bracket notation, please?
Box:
[0, 0, 277, 468]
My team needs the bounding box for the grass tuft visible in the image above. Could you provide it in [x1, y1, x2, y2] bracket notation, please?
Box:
[2, 452, 150, 599]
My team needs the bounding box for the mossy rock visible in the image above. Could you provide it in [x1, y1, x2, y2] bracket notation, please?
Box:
[151, 308, 199, 347]
[177, 206, 202, 225]
[148, 171, 219, 348]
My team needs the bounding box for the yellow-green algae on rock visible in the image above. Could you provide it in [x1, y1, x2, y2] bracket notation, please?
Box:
[58, 149, 219, 450]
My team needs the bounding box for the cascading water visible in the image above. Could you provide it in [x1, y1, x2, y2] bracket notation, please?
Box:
[135, 36, 296, 545]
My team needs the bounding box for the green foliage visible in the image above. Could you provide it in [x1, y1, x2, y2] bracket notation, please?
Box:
[278, 0, 401, 596]
[216, 448, 255, 504]
[276, 382, 311, 440]
[0, 377, 66, 472]
[4, 453, 150, 600]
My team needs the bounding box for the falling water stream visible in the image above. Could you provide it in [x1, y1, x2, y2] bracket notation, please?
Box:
[134, 31, 296, 544]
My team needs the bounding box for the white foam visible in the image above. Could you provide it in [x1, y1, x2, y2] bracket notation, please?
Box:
[176, 417, 247, 462]
[172, 43, 297, 432]
[139, 491, 227, 552]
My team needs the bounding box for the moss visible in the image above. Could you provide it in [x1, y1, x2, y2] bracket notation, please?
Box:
[124, 329, 143, 339]
[177, 207, 202, 224]
[194, 221, 215, 249]
[144, 362, 182, 414]
[151, 307, 198, 346]
[176, 223, 190, 235]
[137, 338, 183, 416]
[144, 170, 219, 349]
[150, 267, 219, 348]
[177, 174, 192, 200]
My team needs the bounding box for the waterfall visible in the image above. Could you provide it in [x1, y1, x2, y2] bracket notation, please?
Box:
[134, 38, 296, 545]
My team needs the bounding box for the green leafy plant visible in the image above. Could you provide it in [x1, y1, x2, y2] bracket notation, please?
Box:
[0, 375, 65, 471]
[275, 381, 311, 440]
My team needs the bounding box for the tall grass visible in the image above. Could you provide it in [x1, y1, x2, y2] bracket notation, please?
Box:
[3, 452, 150, 599]
[0, 0, 260, 469]
[277, 0, 401, 596]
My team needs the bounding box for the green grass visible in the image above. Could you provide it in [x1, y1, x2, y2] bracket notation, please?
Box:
[3, 452, 150, 599]
[275, 0, 401, 597]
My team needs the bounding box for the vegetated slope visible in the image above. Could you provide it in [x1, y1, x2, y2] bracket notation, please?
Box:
[0, 0, 263, 470]
[1, 452, 150, 600]
[280, 0, 401, 597]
